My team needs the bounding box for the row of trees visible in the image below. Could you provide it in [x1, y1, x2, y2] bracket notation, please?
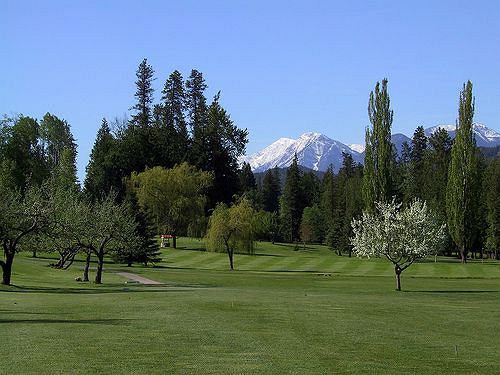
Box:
[362, 80, 499, 262]
[85, 59, 248, 210]
[234, 79, 498, 265]
[1, 58, 253, 284]
[0, 112, 163, 285]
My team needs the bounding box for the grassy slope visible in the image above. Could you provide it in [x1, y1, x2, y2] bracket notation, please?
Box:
[1, 238, 499, 374]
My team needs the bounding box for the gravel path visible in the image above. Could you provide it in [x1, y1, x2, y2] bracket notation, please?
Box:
[115, 272, 161, 285]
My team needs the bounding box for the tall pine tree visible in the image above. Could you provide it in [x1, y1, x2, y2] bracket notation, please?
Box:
[280, 155, 303, 242]
[130, 58, 155, 129]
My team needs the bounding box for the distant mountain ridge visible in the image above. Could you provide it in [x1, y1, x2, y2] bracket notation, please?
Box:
[241, 123, 500, 173]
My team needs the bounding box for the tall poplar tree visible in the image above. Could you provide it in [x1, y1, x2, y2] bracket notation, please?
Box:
[363, 79, 394, 210]
[446, 81, 479, 263]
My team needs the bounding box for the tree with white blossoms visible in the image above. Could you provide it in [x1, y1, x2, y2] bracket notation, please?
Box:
[351, 199, 446, 291]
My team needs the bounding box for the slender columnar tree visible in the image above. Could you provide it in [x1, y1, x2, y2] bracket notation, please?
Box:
[363, 79, 394, 211]
[446, 81, 479, 263]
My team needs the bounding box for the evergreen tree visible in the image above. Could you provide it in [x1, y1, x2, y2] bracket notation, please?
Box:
[203, 93, 248, 207]
[185, 69, 208, 167]
[280, 155, 303, 241]
[409, 126, 428, 200]
[446, 81, 480, 263]
[84, 119, 121, 201]
[130, 58, 155, 128]
[363, 79, 394, 210]
[301, 171, 321, 208]
[239, 162, 257, 192]
[153, 70, 189, 166]
[261, 167, 281, 213]
[320, 166, 336, 230]
[425, 128, 452, 214]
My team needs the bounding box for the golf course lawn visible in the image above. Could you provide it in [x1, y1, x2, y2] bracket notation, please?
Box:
[1, 238, 499, 374]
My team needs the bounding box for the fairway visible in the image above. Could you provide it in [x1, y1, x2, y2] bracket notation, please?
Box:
[1, 239, 499, 374]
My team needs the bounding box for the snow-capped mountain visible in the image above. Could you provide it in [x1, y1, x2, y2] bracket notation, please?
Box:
[242, 124, 499, 173]
[348, 144, 365, 153]
[424, 123, 500, 147]
[241, 132, 363, 173]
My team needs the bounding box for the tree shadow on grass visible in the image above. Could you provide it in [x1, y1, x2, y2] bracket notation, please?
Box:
[0, 318, 135, 325]
[0, 284, 211, 294]
[403, 290, 500, 293]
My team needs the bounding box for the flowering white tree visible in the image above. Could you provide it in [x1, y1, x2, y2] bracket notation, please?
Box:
[351, 199, 446, 291]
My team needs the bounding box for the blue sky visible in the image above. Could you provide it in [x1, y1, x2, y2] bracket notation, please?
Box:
[2, 0, 500, 181]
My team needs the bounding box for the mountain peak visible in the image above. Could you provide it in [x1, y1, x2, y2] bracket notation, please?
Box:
[241, 123, 499, 173]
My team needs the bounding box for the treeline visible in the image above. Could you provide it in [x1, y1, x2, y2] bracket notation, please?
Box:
[239, 80, 499, 262]
[1, 62, 499, 284]
[0, 59, 251, 284]
[85, 59, 247, 209]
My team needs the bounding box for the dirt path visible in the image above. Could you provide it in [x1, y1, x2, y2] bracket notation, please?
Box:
[115, 272, 161, 285]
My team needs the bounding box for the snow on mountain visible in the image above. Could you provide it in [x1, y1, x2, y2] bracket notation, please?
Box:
[349, 144, 365, 153]
[242, 132, 363, 173]
[241, 124, 499, 174]
[424, 123, 500, 147]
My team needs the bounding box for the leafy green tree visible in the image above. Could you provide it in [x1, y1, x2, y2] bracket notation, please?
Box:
[76, 193, 139, 284]
[280, 155, 303, 241]
[114, 189, 161, 267]
[352, 200, 445, 291]
[363, 79, 394, 210]
[131, 163, 213, 248]
[253, 210, 279, 243]
[483, 160, 500, 259]
[205, 198, 255, 270]
[300, 205, 325, 243]
[0, 182, 50, 285]
[40, 113, 77, 174]
[0, 116, 46, 191]
[446, 81, 480, 263]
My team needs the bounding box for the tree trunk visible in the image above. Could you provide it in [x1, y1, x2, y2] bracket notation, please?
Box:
[460, 245, 467, 264]
[32, 249, 37, 258]
[227, 249, 234, 271]
[95, 252, 104, 284]
[172, 235, 177, 249]
[83, 252, 91, 282]
[1, 250, 15, 285]
[395, 265, 402, 291]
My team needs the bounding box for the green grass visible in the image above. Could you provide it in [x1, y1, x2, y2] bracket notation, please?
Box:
[1, 238, 499, 374]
